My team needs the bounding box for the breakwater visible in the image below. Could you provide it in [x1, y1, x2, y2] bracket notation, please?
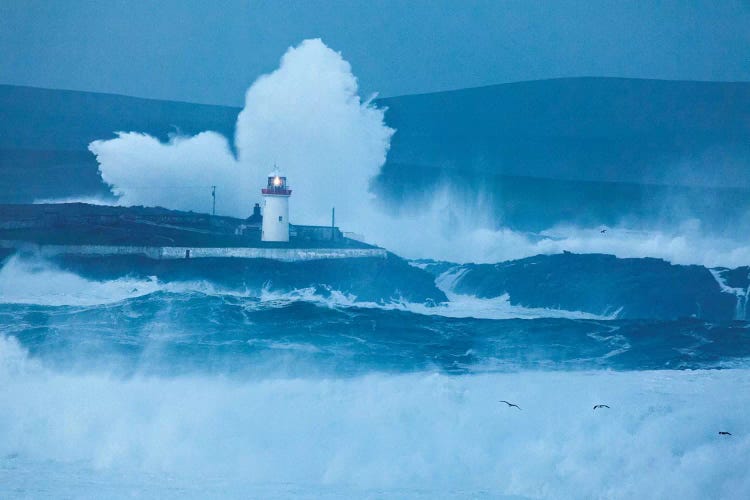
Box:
[0, 240, 387, 262]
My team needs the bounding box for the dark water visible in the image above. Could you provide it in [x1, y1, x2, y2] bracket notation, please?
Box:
[3, 290, 749, 377]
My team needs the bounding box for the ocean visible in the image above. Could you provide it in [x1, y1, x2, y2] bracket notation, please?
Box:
[1, 254, 749, 499]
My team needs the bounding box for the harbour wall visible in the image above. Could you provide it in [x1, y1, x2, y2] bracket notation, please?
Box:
[0, 241, 387, 262]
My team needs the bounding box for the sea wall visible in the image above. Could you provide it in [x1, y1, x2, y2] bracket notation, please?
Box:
[0, 240, 387, 262]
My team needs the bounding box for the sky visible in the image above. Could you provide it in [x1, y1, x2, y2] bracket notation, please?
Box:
[1, 0, 750, 105]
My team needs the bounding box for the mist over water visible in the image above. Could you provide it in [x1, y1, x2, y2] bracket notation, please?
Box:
[364, 183, 750, 266]
[84, 39, 749, 267]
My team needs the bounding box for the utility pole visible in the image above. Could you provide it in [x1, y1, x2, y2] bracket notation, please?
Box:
[211, 186, 216, 216]
[331, 206, 335, 241]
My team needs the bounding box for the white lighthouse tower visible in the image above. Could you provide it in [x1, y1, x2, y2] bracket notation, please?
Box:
[261, 170, 292, 242]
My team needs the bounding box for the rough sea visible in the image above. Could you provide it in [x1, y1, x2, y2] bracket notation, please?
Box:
[1, 255, 749, 499]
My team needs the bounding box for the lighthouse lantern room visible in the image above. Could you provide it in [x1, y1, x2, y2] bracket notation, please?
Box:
[261, 170, 292, 242]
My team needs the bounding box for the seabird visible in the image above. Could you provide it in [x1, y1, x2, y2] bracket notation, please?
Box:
[593, 404, 610, 410]
[600, 229, 607, 234]
[719, 431, 732, 436]
[498, 400, 521, 410]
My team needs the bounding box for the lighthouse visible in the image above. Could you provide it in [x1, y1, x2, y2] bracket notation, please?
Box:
[261, 170, 292, 242]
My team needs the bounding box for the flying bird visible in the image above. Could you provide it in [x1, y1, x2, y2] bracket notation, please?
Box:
[719, 431, 732, 436]
[499, 400, 521, 410]
[593, 404, 610, 410]
[600, 229, 607, 234]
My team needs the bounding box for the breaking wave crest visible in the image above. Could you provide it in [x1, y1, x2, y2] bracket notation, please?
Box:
[0, 255, 611, 320]
[1, 335, 749, 499]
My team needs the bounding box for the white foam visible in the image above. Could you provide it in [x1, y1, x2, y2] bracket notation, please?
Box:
[709, 268, 750, 320]
[368, 189, 750, 268]
[32, 196, 114, 205]
[0, 255, 160, 306]
[0, 255, 266, 307]
[89, 39, 393, 234]
[386, 221, 750, 268]
[422, 266, 617, 320]
[255, 284, 608, 321]
[1, 336, 748, 499]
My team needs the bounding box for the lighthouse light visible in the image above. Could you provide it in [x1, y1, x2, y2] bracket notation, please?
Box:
[273, 176, 282, 187]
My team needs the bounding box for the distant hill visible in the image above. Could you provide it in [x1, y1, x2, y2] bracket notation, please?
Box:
[0, 84, 238, 151]
[1, 79, 749, 231]
[377, 78, 750, 186]
[374, 78, 750, 231]
[0, 84, 238, 203]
